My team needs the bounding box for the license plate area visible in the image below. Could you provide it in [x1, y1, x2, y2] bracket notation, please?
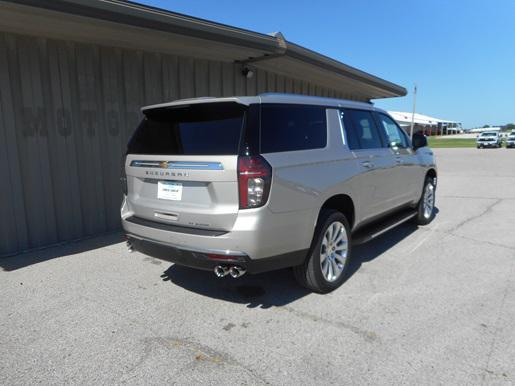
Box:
[157, 181, 183, 201]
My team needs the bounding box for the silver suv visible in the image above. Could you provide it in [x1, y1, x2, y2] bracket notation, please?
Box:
[121, 94, 437, 293]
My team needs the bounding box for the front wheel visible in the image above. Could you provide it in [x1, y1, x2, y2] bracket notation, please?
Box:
[413, 177, 436, 225]
[293, 210, 352, 293]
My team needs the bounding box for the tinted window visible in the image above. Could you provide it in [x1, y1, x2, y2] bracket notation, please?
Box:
[348, 110, 384, 149]
[260, 104, 327, 153]
[377, 113, 409, 148]
[127, 102, 245, 155]
[339, 110, 360, 150]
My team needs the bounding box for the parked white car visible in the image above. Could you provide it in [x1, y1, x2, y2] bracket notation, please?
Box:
[476, 131, 501, 148]
[506, 131, 515, 148]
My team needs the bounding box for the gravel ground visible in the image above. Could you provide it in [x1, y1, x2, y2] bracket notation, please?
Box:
[1, 148, 514, 385]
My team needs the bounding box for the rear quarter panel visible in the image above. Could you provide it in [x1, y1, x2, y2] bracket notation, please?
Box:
[261, 109, 361, 243]
[413, 147, 437, 199]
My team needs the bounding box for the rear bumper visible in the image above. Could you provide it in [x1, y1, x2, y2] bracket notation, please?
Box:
[126, 234, 307, 274]
[121, 195, 314, 261]
[477, 142, 499, 147]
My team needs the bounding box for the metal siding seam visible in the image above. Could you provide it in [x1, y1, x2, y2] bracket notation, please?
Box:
[221, 62, 234, 97]
[194, 58, 209, 97]
[56, 39, 84, 239]
[38, 37, 71, 242]
[208, 60, 222, 97]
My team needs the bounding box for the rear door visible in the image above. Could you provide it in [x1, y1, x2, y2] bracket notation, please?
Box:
[343, 109, 399, 221]
[124, 102, 247, 231]
[374, 112, 421, 205]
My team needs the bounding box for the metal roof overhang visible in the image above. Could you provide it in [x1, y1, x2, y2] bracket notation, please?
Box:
[0, 0, 406, 100]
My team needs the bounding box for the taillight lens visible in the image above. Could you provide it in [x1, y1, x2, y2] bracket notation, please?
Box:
[121, 155, 128, 195]
[238, 155, 272, 209]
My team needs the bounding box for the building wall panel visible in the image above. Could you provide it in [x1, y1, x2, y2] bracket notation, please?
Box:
[0, 33, 29, 254]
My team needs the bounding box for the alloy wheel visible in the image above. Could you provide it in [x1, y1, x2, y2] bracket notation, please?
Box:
[320, 221, 348, 282]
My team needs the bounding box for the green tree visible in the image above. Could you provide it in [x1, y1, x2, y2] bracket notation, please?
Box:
[504, 123, 515, 132]
[483, 124, 490, 128]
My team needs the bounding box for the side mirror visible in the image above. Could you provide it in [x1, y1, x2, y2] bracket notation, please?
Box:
[412, 132, 427, 150]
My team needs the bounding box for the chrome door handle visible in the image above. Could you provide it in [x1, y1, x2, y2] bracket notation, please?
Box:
[361, 161, 374, 168]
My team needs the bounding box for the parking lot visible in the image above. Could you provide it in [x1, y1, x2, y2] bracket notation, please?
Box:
[1, 148, 514, 385]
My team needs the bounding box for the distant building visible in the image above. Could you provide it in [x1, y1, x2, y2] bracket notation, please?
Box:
[389, 111, 462, 136]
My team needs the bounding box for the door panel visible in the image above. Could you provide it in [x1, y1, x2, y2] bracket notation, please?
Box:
[351, 149, 398, 221]
[375, 112, 420, 205]
[343, 109, 399, 222]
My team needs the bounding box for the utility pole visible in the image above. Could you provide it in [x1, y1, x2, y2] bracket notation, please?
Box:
[409, 84, 417, 139]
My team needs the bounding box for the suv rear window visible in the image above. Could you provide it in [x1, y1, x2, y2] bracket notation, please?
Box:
[127, 102, 246, 155]
[260, 104, 327, 153]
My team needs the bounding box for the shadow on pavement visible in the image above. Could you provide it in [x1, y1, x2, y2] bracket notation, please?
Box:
[161, 218, 425, 307]
[0, 232, 124, 272]
[345, 222, 419, 280]
[161, 265, 310, 308]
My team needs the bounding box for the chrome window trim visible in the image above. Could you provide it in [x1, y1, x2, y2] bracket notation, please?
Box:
[130, 160, 224, 170]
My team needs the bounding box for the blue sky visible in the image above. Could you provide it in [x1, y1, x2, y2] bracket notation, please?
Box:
[137, 0, 515, 128]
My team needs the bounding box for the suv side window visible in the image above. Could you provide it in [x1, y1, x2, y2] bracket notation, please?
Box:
[347, 109, 384, 149]
[376, 113, 409, 148]
[338, 110, 360, 150]
[260, 104, 327, 153]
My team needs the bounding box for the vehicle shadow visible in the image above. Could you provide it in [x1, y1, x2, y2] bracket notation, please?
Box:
[161, 216, 428, 308]
[0, 232, 124, 271]
[344, 222, 419, 281]
[161, 265, 310, 308]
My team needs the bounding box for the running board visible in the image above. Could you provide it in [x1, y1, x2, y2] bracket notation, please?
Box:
[352, 210, 417, 245]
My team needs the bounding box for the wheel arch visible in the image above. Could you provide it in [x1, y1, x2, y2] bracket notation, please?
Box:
[318, 194, 355, 230]
[426, 168, 437, 181]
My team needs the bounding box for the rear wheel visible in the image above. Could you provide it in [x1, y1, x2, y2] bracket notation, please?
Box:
[293, 210, 351, 293]
[413, 177, 436, 225]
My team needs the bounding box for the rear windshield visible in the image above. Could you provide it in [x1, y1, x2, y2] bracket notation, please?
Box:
[127, 102, 246, 155]
[481, 132, 497, 136]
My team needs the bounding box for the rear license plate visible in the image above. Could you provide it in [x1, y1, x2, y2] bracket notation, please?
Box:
[157, 181, 182, 201]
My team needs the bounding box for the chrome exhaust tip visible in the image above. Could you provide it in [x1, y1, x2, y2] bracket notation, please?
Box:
[126, 240, 133, 253]
[229, 266, 246, 278]
[214, 265, 229, 278]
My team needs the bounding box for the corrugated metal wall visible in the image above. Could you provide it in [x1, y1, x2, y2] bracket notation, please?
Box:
[0, 31, 347, 256]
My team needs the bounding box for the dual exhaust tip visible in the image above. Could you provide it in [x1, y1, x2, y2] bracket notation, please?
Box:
[214, 265, 246, 278]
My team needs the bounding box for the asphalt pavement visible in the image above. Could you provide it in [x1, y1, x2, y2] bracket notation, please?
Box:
[1, 148, 514, 385]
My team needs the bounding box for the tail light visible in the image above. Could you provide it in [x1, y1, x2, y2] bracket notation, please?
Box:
[121, 155, 128, 195]
[238, 155, 272, 209]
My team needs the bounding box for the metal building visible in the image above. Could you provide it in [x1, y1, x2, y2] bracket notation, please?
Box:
[0, 0, 406, 256]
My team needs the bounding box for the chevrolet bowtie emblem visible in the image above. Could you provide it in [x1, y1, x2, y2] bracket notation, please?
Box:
[159, 161, 168, 169]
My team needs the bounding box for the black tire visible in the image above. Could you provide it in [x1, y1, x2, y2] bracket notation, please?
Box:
[413, 177, 436, 225]
[293, 209, 352, 293]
